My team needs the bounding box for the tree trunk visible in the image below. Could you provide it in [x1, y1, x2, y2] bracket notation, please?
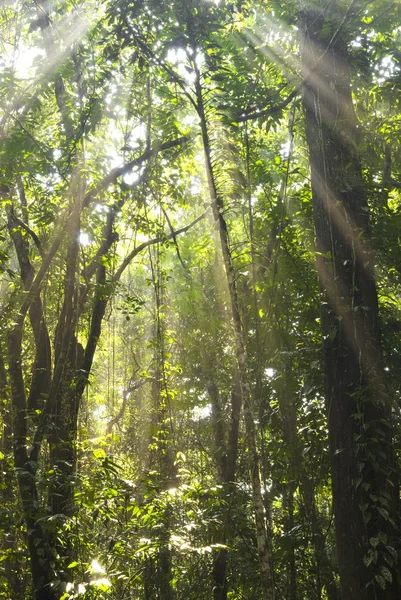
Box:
[0, 349, 25, 599]
[207, 376, 241, 600]
[146, 250, 175, 600]
[277, 362, 298, 600]
[194, 66, 275, 600]
[8, 325, 58, 600]
[301, 7, 399, 598]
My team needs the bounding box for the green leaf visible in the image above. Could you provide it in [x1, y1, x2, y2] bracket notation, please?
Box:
[377, 506, 390, 520]
[374, 574, 386, 590]
[363, 549, 377, 567]
[93, 448, 106, 459]
[386, 546, 397, 561]
[380, 566, 392, 583]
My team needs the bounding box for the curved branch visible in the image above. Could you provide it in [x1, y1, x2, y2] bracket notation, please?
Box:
[161, 206, 187, 270]
[113, 209, 208, 283]
[9, 213, 44, 258]
[235, 89, 299, 123]
[82, 136, 189, 209]
[106, 378, 149, 434]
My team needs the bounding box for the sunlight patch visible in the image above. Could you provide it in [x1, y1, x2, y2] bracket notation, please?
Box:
[123, 171, 140, 185]
[192, 404, 212, 421]
[78, 232, 91, 246]
[167, 47, 187, 64]
[90, 559, 105, 574]
[91, 578, 112, 590]
[264, 368, 276, 378]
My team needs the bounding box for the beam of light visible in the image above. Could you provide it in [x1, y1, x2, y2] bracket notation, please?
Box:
[309, 173, 382, 378]
[238, 25, 300, 85]
[309, 168, 373, 274]
[0, 5, 102, 136]
[239, 5, 386, 385]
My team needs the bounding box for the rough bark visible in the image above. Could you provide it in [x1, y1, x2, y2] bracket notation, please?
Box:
[8, 323, 58, 600]
[301, 7, 399, 598]
[7, 196, 52, 413]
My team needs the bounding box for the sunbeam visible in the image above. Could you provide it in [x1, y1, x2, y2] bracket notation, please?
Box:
[0, 3, 102, 136]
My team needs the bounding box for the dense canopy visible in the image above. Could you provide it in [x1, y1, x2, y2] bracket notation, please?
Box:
[1, 0, 401, 599]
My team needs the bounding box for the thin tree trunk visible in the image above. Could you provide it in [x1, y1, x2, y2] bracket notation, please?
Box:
[0, 349, 25, 599]
[278, 361, 298, 600]
[207, 376, 240, 600]
[194, 66, 275, 600]
[146, 244, 175, 600]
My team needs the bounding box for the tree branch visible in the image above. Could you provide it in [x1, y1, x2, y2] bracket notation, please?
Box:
[235, 89, 299, 123]
[9, 212, 44, 258]
[82, 136, 189, 209]
[106, 378, 149, 434]
[113, 209, 208, 283]
[161, 206, 187, 270]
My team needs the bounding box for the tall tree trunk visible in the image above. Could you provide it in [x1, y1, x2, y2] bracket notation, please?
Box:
[301, 7, 399, 598]
[194, 66, 275, 600]
[0, 348, 25, 599]
[207, 375, 241, 600]
[145, 246, 175, 600]
[277, 361, 298, 600]
[8, 323, 58, 600]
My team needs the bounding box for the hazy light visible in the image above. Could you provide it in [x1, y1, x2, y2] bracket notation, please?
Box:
[78, 232, 91, 246]
[280, 140, 291, 159]
[167, 47, 187, 64]
[91, 578, 111, 588]
[264, 368, 276, 378]
[135, 232, 150, 243]
[123, 171, 140, 185]
[129, 123, 146, 143]
[93, 404, 106, 419]
[192, 404, 212, 420]
[14, 47, 46, 79]
[181, 114, 198, 127]
[90, 559, 105, 573]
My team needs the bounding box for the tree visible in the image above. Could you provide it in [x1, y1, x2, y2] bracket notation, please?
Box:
[301, 2, 400, 596]
[1, 0, 401, 598]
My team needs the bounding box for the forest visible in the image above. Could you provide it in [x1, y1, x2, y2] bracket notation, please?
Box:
[1, 0, 401, 598]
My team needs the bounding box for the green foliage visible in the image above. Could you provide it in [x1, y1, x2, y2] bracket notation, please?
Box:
[1, 0, 401, 597]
